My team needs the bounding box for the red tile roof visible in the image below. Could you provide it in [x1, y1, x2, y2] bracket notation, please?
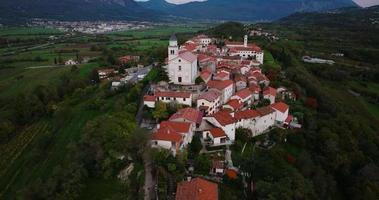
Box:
[210, 111, 235, 126]
[263, 87, 277, 96]
[209, 128, 227, 138]
[270, 102, 289, 113]
[207, 80, 234, 91]
[214, 71, 229, 79]
[169, 108, 203, 124]
[160, 121, 192, 133]
[152, 126, 183, 143]
[176, 178, 218, 200]
[235, 109, 260, 120]
[183, 43, 198, 52]
[144, 95, 156, 102]
[249, 85, 261, 93]
[285, 115, 293, 123]
[198, 91, 221, 102]
[156, 91, 191, 98]
[256, 106, 275, 116]
[234, 88, 252, 99]
[200, 70, 212, 81]
[225, 99, 243, 110]
[179, 51, 197, 62]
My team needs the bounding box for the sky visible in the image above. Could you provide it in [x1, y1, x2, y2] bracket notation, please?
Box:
[136, 0, 379, 7]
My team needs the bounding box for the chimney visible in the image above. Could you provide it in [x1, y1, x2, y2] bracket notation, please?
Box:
[244, 35, 248, 47]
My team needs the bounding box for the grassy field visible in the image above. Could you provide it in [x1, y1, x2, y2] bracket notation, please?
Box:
[0, 27, 61, 36]
[263, 50, 281, 70]
[0, 66, 70, 99]
[112, 24, 208, 39]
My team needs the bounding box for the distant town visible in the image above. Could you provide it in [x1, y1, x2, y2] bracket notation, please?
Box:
[30, 19, 154, 34]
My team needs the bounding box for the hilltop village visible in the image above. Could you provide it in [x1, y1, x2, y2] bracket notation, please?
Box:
[137, 34, 300, 199]
[144, 34, 298, 153]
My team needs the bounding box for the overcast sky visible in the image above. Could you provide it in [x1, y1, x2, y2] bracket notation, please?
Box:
[136, 0, 379, 7]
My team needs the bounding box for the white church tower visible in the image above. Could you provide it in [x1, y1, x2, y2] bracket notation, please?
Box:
[168, 34, 179, 61]
[244, 35, 248, 47]
[167, 34, 198, 85]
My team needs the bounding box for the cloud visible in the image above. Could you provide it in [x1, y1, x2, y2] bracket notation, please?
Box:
[353, 0, 379, 7]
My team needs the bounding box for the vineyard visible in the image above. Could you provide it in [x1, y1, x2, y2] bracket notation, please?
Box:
[0, 121, 51, 197]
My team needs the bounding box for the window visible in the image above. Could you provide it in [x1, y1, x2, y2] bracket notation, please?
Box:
[179, 66, 182, 71]
[183, 98, 186, 101]
[179, 59, 181, 62]
[178, 77, 182, 83]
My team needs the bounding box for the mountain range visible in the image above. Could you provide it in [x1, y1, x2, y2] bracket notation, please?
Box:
[0, 0, 359, 24]
[139, 0, 358, 21]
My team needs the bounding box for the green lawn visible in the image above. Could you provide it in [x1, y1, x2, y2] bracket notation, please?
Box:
[263, 50, 281, 70]
[0, 66, 70, 99]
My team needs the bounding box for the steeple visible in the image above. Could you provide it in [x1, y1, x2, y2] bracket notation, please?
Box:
[168, 34, 178, 60]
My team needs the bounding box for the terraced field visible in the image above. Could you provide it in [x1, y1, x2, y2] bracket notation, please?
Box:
[0, 121, 51, 198]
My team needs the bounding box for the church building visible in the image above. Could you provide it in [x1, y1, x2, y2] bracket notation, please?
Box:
[167, 35, 198, 85]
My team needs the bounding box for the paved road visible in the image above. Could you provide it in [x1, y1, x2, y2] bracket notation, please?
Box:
[143, 149, 156, 200]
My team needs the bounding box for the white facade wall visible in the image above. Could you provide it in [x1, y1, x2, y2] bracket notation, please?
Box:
[168, 57, 197, 85]
[264, 95, 276, 104]
[252, 113, 275, 137]
[236, 81, 247, 91]
[204, 117, 236, 141]
[157, 95, 192, 107]
[273, 109, 289, 123]
[197, 98, 220, 115]
[144, 101, 155, 108]
[223, 84, 235, 104]
[200, 38, 212, 46]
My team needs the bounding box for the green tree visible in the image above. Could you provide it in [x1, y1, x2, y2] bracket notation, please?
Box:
[152, 101, 169, 121]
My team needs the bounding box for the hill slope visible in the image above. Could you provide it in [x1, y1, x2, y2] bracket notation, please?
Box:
[139, 0, 358, 21]
[0, 0, 160, 24]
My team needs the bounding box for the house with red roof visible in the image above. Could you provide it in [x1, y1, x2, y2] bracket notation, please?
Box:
[230, 88, 253, 106]
[203, 111, 236, 141]
[202, 128, 229, 146]
[143, 95, 156, 108]
[222, 99, 244, 112]
[199, 69, 212, 83]
[235, 109, 261, 131]
[211, 159, 225, 175]
[249, 84, 261, 101]
[197, 91, 221, 115]
[207, 80, 234, 104]
[155, 91, 193, 107]
[214, 71, 230, 81]
[151, 121, 194, 156]
[176, 178, 218, 200]
[270, 102, 289, 124]
[254, 106, 276, 135]
[119, 55, 140, 64]
[234, 75, 247, 91]
[169, 108, 203, 127]
[263, 87, 277, 104]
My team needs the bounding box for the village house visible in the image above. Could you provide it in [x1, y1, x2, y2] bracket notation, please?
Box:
[169, 107, 203, 128]
[230, 88, 253, 107]
[222, 99, 244, 112]
[207, 80, 234, 104]
[151, 121, 194, 156]
[235, 109, 261, 136]
[97, 68, 118, 80]
[119, 55, 140, 64]
[203, 128, 229, 146]
[254, 106, 276, 135]
[176, 178, 218, 200]
[197, 91, 222, 115]
[234, 75, 247, 91]
[203, 111, 236, 141]
[270, 102, 289, 124]
[263, 87, 277, 104]
[155, 91, 193, 107]
[143, 95, 156, 108]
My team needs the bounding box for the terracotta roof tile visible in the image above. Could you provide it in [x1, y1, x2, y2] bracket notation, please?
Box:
[176, 178, 218, 200]
[169, 108, 203, 124]
[235, 109, 260, 120]
[209, 128, 227, 138]
[210, 111, 235, 126]
[207, 80, 234, 91]
[270, 102, 289, 113]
